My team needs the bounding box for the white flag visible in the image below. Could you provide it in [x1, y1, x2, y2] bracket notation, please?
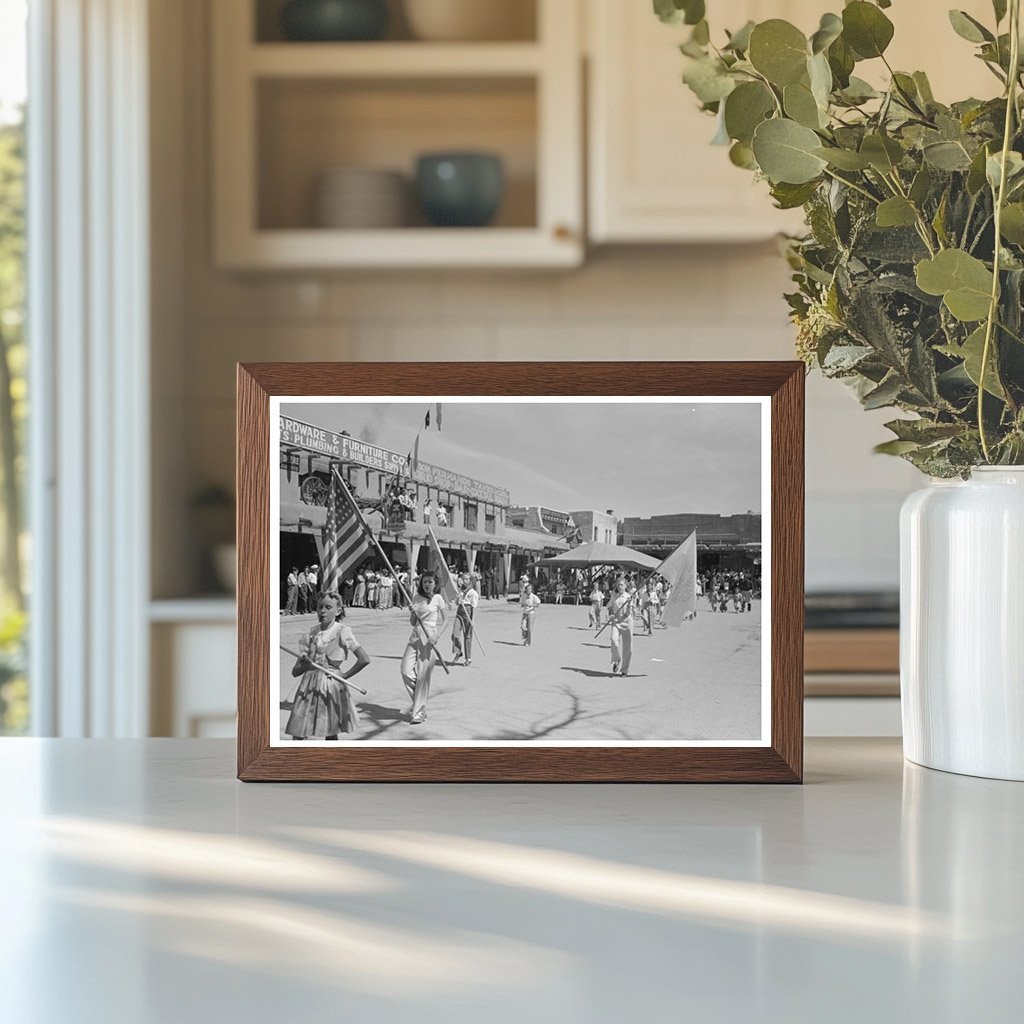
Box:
[659, 531, 698, 627]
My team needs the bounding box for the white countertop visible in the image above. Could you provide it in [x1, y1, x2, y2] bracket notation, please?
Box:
[1, 738, 1020, 1023]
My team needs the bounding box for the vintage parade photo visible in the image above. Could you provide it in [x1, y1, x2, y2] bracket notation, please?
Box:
[269, 396, 769, 747]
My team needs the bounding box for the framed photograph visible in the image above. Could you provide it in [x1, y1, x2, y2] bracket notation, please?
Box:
[237, 362, 803, 782]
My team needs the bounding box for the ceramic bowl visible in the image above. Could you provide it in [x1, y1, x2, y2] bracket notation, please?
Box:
[281, 0, 388, 42]
[415, 152, 504, 227]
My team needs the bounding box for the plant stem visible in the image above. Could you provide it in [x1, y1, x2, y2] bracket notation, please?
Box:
[884, 171, 939, 254]
[979, 0, 1021, 462]
[822, 167, 880, 205]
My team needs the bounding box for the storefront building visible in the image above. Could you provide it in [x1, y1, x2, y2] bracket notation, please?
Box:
[620, 511, 762, 573]
[279, 417, 567, 595]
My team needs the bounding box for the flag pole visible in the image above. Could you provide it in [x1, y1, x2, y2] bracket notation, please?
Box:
[331, 466, 451, 676]
[426, 526, 489, 658]
[279, 645, 368, 696]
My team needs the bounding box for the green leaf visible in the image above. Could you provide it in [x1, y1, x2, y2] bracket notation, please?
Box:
[729, 140, 757, 169]
[940, 325, 1006, 398]
[967, 144, 991, 194]
[682, 57, 736, 104]
[810, 12, 843, 54]
[748, 20, 809, 87]
[827, 35, 855, 88]
[653, 0, 705, 26]
[1000, 203, 1024, 245]
[770, 180, 820, 209]
[932, 190, 950, 247]
[723, 81, 775, 144]
[814, 146, 872, 170]
[784, 80, 824, 129]
[876, 197, 918, 228]
[837, 76, 879, 104]
[909, 164, 933, 205]
[751, 118, 828, 184]
[922, 140, 973, 171]
[724, 20, 755, 53]
[862, 374, 903, 409]
[986, 150, 1024, 191]
[913, 71, 935, 104]
[875, 439, 922, 455]
[885, 418, 964, 443]
[807, 51, 833, 109]
[948, 10, 994, 44]
[915, 249, 994, 322]
[860, 133, 904, 173]
[842, 1, 895, 59]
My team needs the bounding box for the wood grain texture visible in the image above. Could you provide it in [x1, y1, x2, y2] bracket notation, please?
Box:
[236, 361, 805, 783]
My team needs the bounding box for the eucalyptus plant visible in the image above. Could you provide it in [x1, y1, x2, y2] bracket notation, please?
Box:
[657, 0, 1024, 475]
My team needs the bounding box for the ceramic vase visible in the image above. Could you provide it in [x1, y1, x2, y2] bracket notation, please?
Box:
[900, 467, 1024, 781]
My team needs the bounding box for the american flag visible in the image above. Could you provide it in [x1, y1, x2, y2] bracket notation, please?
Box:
[321, 467, 373, 596]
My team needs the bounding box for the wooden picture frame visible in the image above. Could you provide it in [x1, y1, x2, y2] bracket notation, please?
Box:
[237, 362, 804, 782]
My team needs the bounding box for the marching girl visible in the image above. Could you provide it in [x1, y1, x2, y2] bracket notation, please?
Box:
[520, 582, 541, 646]
[606, 578, 635, 676]
[400, 571, 446, 725]
[451, 572, 479, 665]
[640, 578, 659, 635]
[588, 581, 604, 629]
[285, 592, 370, 740]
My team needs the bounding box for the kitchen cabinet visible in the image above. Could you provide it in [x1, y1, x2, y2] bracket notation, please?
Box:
[211, 0, 583, 269]
[587, 0, 999, 244]
[587, 0, 812, 243]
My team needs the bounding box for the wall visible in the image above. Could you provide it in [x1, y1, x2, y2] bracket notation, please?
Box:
[154, 0, 920, 599]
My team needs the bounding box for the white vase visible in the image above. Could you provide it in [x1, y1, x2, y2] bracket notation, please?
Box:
[900, 467, 1024, 780]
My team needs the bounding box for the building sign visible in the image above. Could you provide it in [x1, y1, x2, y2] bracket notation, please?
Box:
[281, 417, 510, 507]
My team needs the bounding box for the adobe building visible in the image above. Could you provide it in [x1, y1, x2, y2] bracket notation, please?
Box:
[569, 509, 618, 546]
[279, 416, 567, 596]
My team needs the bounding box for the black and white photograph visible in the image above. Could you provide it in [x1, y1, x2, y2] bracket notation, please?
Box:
[270, 397, 770, 747]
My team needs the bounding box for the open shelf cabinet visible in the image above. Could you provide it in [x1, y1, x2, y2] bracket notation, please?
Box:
[212, 0, 583, 268]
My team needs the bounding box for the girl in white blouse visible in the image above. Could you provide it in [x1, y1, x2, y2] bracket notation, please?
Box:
[400, 572, 446, 725]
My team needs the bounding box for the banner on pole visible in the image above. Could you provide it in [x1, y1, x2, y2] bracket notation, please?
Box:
[660, 531, 698, 627]
[425, 526, 460, 606]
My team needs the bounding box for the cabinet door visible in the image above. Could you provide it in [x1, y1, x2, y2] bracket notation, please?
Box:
[587, 0, 810, 242]
[212, 0, 584, 269]
[588, 0, 1000, 245]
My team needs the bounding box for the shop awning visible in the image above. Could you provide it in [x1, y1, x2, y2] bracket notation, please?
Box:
[531, 541, 660, 571]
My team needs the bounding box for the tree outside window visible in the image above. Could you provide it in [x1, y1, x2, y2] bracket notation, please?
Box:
[0, 0, 27, 734]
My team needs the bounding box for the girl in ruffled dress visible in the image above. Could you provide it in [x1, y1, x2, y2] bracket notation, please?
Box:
[285, 592, 370, 740]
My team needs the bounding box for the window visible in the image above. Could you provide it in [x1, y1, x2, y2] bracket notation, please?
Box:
[0, 0, 27, 735]
[464, 502, 478, 532]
